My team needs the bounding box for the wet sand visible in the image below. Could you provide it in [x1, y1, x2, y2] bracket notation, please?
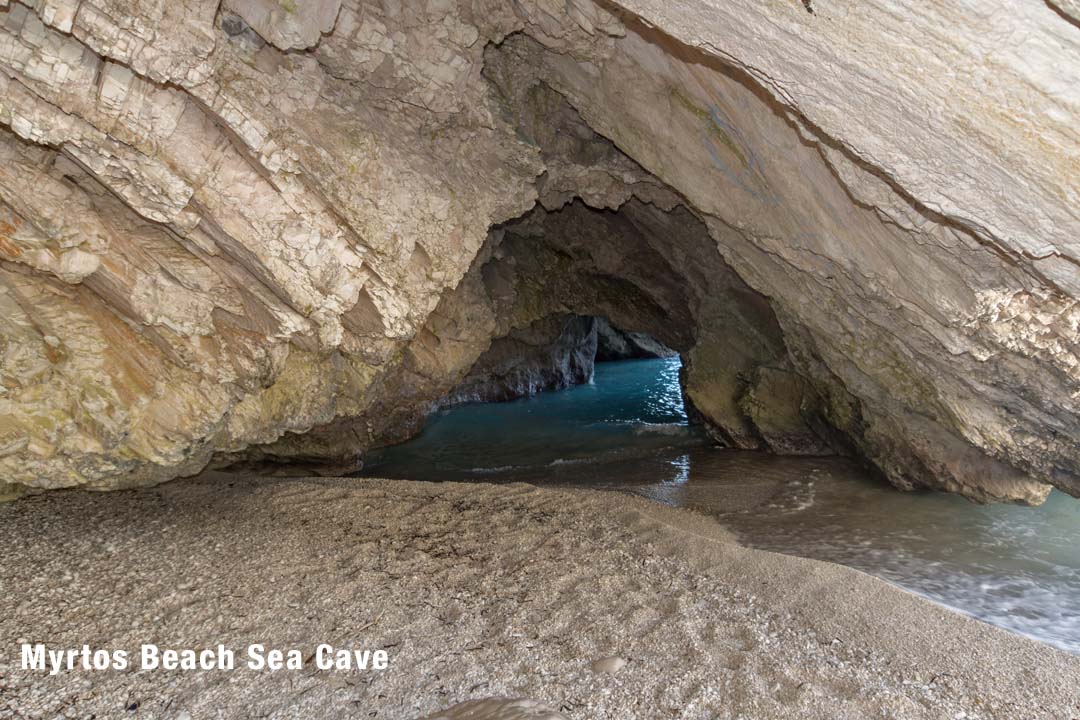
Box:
[2, 473, 1079, 719]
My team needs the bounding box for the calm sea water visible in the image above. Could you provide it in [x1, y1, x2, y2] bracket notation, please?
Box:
[362, 357, 1080, 654]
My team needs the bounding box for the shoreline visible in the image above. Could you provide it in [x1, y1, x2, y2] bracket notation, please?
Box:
[3, 473, 1078, 718]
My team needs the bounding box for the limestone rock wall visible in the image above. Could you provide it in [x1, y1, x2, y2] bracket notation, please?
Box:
[0, 0, 1077, 504]
[0, 0, 540, 492]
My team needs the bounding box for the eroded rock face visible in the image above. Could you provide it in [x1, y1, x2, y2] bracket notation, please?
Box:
[594, 317, 675, 362]
[0, 0, 1077, 504]
[443, 315, 597, 406]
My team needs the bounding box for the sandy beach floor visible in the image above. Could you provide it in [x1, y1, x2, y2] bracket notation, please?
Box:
[2, 473, 1078, 719]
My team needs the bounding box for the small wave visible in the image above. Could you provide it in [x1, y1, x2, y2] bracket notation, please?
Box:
[464, 455, 611, 476]
[761, 480, 816, 514]
[550, 457, 589, 466]
[466, 464, 529, 474]
[465, 441, 703, 477]
[467, 454, 615, 474]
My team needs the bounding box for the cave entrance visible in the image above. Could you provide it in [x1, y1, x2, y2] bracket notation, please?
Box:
[359, 317, 708, 483]
[442, 314, 680, 407]
[357, 195, 838, 483]
[412, 196, 840, 459]
[256, 196, 839, 479]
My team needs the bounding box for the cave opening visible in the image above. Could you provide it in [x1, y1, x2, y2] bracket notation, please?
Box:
[350, 172, 844, 478]
[339, 193, 843, 483]
[484, 194, 835, 452]
[360, 315, 702, 482]
[346, 171, 850, 494]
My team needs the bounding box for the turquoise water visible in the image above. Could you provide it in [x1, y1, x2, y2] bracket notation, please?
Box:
[363, 357, 707, 479]
[362, 357, 1080, 654]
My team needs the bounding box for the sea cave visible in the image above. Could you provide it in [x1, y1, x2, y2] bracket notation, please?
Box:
[1, 0, 1079, 717]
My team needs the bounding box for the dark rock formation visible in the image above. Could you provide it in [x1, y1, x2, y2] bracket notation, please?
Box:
[594, 317, 676, 362]
[442, 315, 597, 406]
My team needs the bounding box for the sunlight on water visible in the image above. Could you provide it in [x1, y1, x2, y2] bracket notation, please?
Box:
[362, 357, 1080, 655]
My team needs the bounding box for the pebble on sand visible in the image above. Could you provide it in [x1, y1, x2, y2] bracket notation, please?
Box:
[590, 656, 627, 674]
[421, 697, 568, 719]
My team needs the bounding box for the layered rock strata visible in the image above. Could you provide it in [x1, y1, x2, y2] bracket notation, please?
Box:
[0, 0, 1077, 504]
